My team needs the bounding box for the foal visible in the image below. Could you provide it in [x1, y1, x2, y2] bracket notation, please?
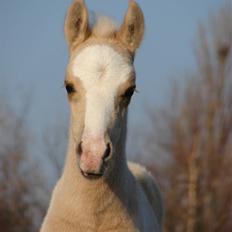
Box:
[40, 0, 163, 231]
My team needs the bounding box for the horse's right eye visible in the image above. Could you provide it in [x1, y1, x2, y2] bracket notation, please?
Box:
[122, 85, 136, 99]
[65, 84, 76, 94]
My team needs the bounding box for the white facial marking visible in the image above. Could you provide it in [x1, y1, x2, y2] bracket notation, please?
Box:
[72, 45, 133, 137]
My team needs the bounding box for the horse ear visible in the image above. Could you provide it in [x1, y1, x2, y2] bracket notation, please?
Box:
[117, 0, 145, 53]
[65, 0, 90, 50]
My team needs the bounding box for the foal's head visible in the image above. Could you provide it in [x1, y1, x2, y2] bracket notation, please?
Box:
[64, 0, 144, 179]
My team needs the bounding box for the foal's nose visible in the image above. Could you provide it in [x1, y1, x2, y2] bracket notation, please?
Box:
[77, 137, 112, 176]
[102, 143, 111, 162]
[78, 141, 111, 162]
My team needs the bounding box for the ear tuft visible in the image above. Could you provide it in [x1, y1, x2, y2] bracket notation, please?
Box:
[65, 0, 89, 50]
[117, 1, 145, 53]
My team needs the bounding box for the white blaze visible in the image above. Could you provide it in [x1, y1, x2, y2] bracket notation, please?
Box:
[72, 45, 133, 137]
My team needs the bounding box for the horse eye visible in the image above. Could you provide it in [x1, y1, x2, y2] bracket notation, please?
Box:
[65, 83, 76, 94]
[123, 85, 136, 99]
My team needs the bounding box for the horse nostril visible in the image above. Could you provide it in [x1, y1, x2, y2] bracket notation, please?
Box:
[77, 141, 83, 156]
[103, 143, 111, 162]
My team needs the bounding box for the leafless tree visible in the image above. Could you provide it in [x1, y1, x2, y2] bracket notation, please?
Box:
[142, 3, 232, 232]
[0, 91, 47, 231]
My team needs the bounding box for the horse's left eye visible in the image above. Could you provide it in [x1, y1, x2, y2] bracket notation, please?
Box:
[65, 84, 76, 94]
[123, 85, 136, 99]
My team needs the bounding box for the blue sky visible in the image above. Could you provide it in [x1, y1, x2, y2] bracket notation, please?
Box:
[0, 0, 224, 151]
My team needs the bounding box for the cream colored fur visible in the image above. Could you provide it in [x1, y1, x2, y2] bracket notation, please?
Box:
[40, 1, 163, 231]
[40, 121, 163, 232]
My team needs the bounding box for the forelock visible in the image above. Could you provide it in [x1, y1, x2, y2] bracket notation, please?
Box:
[91, 15, 118, 39]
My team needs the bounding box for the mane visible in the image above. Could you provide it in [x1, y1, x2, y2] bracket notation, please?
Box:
[91, 14, 118, 38]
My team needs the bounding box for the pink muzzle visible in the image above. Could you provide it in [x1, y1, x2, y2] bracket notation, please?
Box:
[78, 136, 112, 176]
